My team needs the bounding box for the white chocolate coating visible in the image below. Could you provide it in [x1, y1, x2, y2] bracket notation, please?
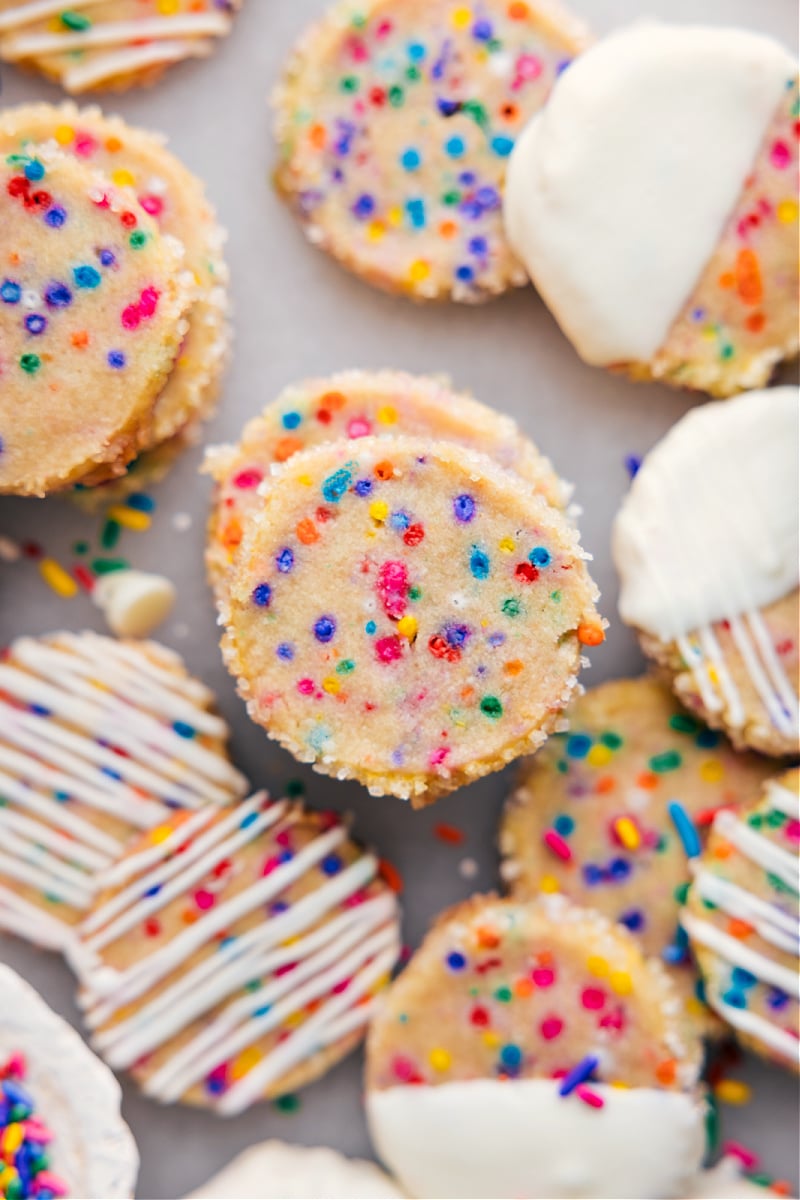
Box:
[184, 1140, 404, 1199]
[505, 23, 796, 364]
[0, 963, 139, 1199]
[93, 569, 176, 638]
[685, 1156, 793, 1199]
[367, 1077, 706, 1199]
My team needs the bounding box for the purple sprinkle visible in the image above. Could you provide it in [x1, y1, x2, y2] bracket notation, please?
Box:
[453, 494, 476, 523]
[624, 454, 641, 478]
[559, 1055, 599, 1097]
[252, 583, 272, 608]
[313, 615, 336, 643]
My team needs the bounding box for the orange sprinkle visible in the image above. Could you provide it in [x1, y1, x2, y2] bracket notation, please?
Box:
[439, 219, 458, 238]
[374, 459, 395, 480]
[221, 518, 243, 550]
[713, 840, 734, 859]
[105, 136, 123, 152]
[728, 917, 754, 939]
[379, 858, 404, 894]
[309, 123, 326, 149]
[477, 926, 500, 949]
[772, 1182, 792, 1196]
[503, 659, 524, 676]
[460, 685, 475, 701]
[508, 0, 530, 16]
[514, 977, 534, 998]
[536, 949, 554, 967]
[595, 775, 616, 794]
[718, 271, 735, 289]
[735, 248, 763, 306]
[434, 823, 464, 845]
[71, 330, 89, 348]
[577, 621, 605, 646]
[655, 1059, 677, 1086]
[274, 435, 303, 462]
[296, 518, 319, 545]
[320, 390, 347, 412]
[501, 102, 520, 120]
[745, 311, 765, 333]
[636, 771, 658, 790]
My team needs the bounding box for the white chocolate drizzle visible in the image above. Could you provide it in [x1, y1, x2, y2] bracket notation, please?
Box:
[74, 792, 401, 1115]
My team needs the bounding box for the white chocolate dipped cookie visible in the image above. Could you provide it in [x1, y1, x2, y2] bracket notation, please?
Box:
[184, 1141, 404, 1199]
[505, 23, 799, 396]
[613, 387, 800, 758]
[0, 630, 247, 951]
[682, 769, 799, 1072]
[685, 1156, 796, 1199]
[0, 963, 139, 1200]
[366, 893, 706, 1200]
[73, 793, 402, 1113]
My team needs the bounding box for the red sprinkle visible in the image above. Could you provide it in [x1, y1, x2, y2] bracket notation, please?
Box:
[434, 823, 464, 845]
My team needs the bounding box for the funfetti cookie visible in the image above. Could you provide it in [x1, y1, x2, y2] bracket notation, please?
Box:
[0, 963, 139, 1200]
[685, 1156, 796, 1200]
[0, 104, 230, 506]
[204, 369, 570, 604]
[274, 0, 590, 302]
[184, 1141, 404, 1199]
[223, 435, 603, 804]
[505, 24, 799, 396]
[0, 630, 247, 952]
[682, 769, 799, 1073]
[73, 793, 402, 1113]
[500, 677, 775, 1038]
[0, 144, 193, 497]
[613, 387, 800, 758]
[365, 893, 706, 1200]
[0, 1, 241, 94]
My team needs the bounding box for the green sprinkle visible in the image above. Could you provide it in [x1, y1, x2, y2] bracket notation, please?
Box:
[600, 731, 623, 750]
[336, 659, 355, 674]
[480, 695, 503, 719]
[286, 778, 305, 798]
[73, 540, 89, 555]
[494, 986, 512, 1002]
[409, 585, 422, 600]
[705, 1094, 720, 1153]
[388, 85, 404, 106]
[669, 712, 699, 734]
[101, 519, 121, 550]
[442, 190, 461, 205]
[549, 589, 562, 602]
[720, 343, 735, 360]
[91, 558, 128, 574]
[129, 230, 147, 249]
[274, 1093, 301, 1114]
[673, 881, 690, 904]
[556, 760, 568, 774]
[340, 75, 359, 92]
[405, 65, 421, 81]
[19, 353, 40, 374]
[650, 750, 682, 773]
[60, 10, 92, 30]
[502, 597, 521, 617]
[766, 809, 786, 827]
[462, 99, 489, 128]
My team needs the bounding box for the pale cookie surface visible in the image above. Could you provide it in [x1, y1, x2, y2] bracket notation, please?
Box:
[505, 23, 798, 395]
[224, 436, 602, 803]
[682, 769, 800, 1072]
[74, 793, 402, 1113]
[0, 145, 192, 495]
[275, 0, 590, 301]
[613, 387, 800, 757]
[184, 1140, 403, 1199]
[500, 677, 775, 1037]
[0, 1, 241, 94]
[0, 963, 139, 1200]
[205, 369, 568, 602]
[366, 893, 705, 1199]
[0, 630, 246, 951]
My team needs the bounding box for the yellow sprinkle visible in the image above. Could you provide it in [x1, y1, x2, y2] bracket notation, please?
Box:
[39, 558, 78, 598]
[369, 500, 389, 522]
[297, 473, 312, 487]
[499, 536, 515, 552]
[587, 955, 609, 979]
[107, 505, 151, 532]
[158, 0, 179, 12]
[322, 676, 341, 695]
[111, 168, 136, 188]
[714, 1079, 751, 1106]
[377, 405, 398, 425]
[610, 970, 633, 995]
[707, 666, 719, 684]
[777, 199, 798, 224]
[388, 206, 403, 227]
[614, 816, 641, 850]
[0, 1166, 18, 1190]
[397, 615, 418, 639]
[409, 259, 431, 283]
[368, 220, 386, 242]
[538, 874, 560, 894]
[685, 996, 706, 1017]
[482, 1030, 500, 1048]
[429, 1048, 452, 1071]
[610, 1080, 631, 1090]
[2, 1125, 23, 1154]
[702, 325, 717, 341]
[54, 124, 74, 145]
[700, 759, 724, 784]
[285, 1010, 306, 1029]
[587, 743, 612, 767]
[230, 1045, 262, 1080]
[151, 824, 173, 844]
[452, 5, 472, 28]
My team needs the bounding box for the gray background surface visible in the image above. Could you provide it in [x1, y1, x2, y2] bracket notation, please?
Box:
[0, 1, 798, 1196]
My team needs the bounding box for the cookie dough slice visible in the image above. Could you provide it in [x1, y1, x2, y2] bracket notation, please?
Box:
[73, 794, 402, 1113]
[0, 144, 193, 496]
[224, 436, 603, 803]
[500, 677, 775, 1038]
[0, 103, 230, 505]
[0, 631, 247, 952]
[184, 1141, 403, 1199]
[613, 387, 799, 758]
[682, 769, 799, 1072]
[275, 0, 590, 302]
[366, 893, 706, 1200]
[0, 1, 241, 94]
[505, 24, 798, 396]
[205, 369, 569, 604]
[0, 963, 139, 1199]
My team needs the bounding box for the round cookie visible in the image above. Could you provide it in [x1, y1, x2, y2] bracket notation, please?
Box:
[0, 630, 247, 952]
[184, 1141, 403, 1199]
[223, 435, 603, 803]
[505, 24, 799, 396]
[685, 1157, 796, 1200]
[682, 769, 799, 1072]
[0, 1, 241, 94]
[0, 103, 230, 504]
[366, 893, 706, 1200]
[0, 144, 193, 496]
[0, 963, 139, 1199]
[205, 369, 569, 603]
[274, 0, 590, 301]
[500, 677, 775, 1036]
[73, 793, 402, 1113]
[613, 387, 799, 758]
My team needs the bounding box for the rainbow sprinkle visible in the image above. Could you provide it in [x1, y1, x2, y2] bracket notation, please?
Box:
[0, 1055, 67, 1200]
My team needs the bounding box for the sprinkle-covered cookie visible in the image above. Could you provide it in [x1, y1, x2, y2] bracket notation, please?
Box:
[614, 387, 799, 758]
[223, 435, 602, 803]
[0, 144, 193, 496]
[0, 103, 230, 505]
[0, 630, 247, 952]
[0, 963, 139, 1200]
[683, 769, 799, 1072]
[0, 1, 241, 94]
[205, 369, 569, 604]
[505, 24, 799, 396]
[184, 1141, 403, 1199]
[275, 0, 590, 301]
[500, 677, 775, 1037]
[73, 793, 402, 1113]
[366, 893, 705, 1199]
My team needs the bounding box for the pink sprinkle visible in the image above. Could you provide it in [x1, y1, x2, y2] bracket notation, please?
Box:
[581, 987, 606, 1010]
[541, 1016, 563, 1040]
[785, 819, 800, 843]
[429, 746, 450, 767]
[297, 678, 315, 695]
[576, 1085, 605, 1109]
[21, 1118, 54, 1144]
[516, 53, 543, 80]
[724, 1141, 759, 1170]
[543, 829, 572, 862]
[532, 967, 555, 988]
[138, 286, 159, 318]
[139, 194, 164, 217]
[194, 889, 215, 910]
[1, 1052, 26, 1078]
[392, 1055, 417, 1082]
[376, 634, 404, 663]
[121, 303, 141, 330]
[377, 560, 409, 619]
[233, 468, 263, 489]
[275, 962, 297, 977]
[74, 132, 98, 157]
[262, 855, 281, 876]
[771, 139, 791, 168]
[332, 977, 352, 994]
[347, 416, 373, 438]
[376, 18, 393, 37]
[599, 1006, 625, 1031]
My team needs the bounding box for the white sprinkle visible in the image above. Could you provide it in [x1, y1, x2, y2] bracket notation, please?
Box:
[172, 511, 193, 533]
[459, 857, 479, 880]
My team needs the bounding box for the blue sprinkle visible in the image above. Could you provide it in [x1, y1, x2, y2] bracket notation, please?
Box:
[620, 909, 644, 931]
[767, 987, 789, 1010]
[253, 1004, 272, 1018]
[470, 546, 490, 580]
[469, 235, 488, 255]
[406, 198, 426, 228]
[473, 18, 493, 40]
[437, 98, 461, 117]
[44, 205, 66, 228]
[668, 801, 701, 858]
[696, 728, 721, 749]
[722, 988, 747, 1009]
[314, 615, 336, 642]
[554, 814, 574, 836]
[583, 863, 603, 886]
[445, 623, 470, 647]
[365, 620, 377, 635]
[566, 733, 592, 759]
[609, 857, 631, 881]
[558, 1055, 598, 1097]
[624, 454, 641, 478]
[127, 492, 156, 512]
[24, 159, 45, 182]
[456, 264, 474, 282]
[321, 854, 343, 875]
[453, 493, 476, 523]
[1, 280, 21, 304]
[401, 147, 421, 171]
[144, 883, 162, 899]
[446, 951, 467, 971]
[277, 642, 295, 661]
[252, 582, 272, 608]
[408, 41, 426, 61]
[276, 547, 294, 573]
[499, 1043, 522, 1068]
[24, 314, 46, 335]
[731, 966, 758, 989]
[487, 631, 505, 647]
[240, 811, 259, 829]
[352, 193, 376, 219]
[529, 546, 551, 567]
[282, 410, 302, 430]
[73, 264, 101, 289]
[663, 943, 691, 965]
[390, 509, 411, 531]
[98, 248, 116, 267]
[100, 766, 122, 781]
[445, 135, 466, 157]
[459, 171, 477, 186]
[44, 281, 72, 308]
[354, 478, 373, 497]
[173, 721, 196, 739]
[107, 350, 126, 369]
[322, 466, 353, 503]
[491, 136, 515, 157]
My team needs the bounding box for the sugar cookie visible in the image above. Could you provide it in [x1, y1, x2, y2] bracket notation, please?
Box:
[0, 630, 247, 951]
[683, 769, 799, 1072]
[223, 435, 602, 803]
[613, 387, 799, 757]
[500, 677, 775, 1037]
[275, 0, 590, 301]
[505, 24, 799, 395]
[73, 793, 402, 1113]
[366, 893, 705, 1199]
[184, 1140, 403, 1199]
[685, 1156, 795, 1199]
